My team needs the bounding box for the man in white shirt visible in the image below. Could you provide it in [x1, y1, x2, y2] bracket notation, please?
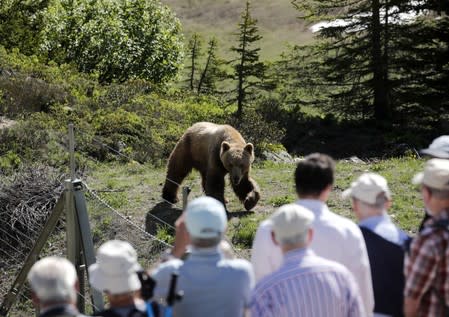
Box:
[251, 153, 374, 315]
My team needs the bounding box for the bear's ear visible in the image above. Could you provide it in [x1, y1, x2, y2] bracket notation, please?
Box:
[244, 143, 254, 155]
[221, 141, 231, 153]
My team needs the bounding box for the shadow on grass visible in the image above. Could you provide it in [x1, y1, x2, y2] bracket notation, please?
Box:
[145, 202, 182, 235]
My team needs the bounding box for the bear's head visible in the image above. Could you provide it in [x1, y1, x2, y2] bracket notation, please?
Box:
[220, 141, 254, 185]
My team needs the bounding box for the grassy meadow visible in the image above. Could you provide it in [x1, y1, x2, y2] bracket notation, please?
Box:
[85, 155, 425, 252]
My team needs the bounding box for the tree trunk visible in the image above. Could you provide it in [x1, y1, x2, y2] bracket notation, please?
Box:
[371, 0, 391, 121]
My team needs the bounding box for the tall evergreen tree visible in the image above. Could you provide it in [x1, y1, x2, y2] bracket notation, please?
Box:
[197, 38, 222, 95]
[230, 1, 265, 119]
[187, 33, 202, 91]
[289, 0, 449, 128]
[291, 0, 407, 122]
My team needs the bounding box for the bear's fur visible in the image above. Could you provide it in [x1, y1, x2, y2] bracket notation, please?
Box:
[162, 122, 260, 211]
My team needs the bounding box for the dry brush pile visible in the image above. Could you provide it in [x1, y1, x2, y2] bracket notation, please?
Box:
[0, 165, 64, 260]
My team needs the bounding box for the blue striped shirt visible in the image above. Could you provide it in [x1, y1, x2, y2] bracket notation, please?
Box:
[250, 248, 365, 317]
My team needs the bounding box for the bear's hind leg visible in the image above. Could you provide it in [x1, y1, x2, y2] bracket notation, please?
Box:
[231, 176, 260, 211]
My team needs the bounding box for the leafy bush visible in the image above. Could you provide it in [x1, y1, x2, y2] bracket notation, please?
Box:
[229, 107, 285, 156]
[41, 0, 184, 84]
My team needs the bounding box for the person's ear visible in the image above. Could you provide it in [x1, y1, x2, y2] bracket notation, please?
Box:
[386, 199, 392, 210]
[271, 231, 279, 246]
[307, 228, 314, 245]
[31, 291, 40, 308]
[422, 186, 431, 203]
[351, 198, 358, 211]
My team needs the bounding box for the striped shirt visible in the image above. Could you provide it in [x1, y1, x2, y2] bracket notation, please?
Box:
[250, 248, 365, 317]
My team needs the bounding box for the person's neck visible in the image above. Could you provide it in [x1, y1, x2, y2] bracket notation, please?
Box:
[429, 202, 449, 218]
[298, 195, 325, 202]
[357, 210, 385, 222]
[108, 293, 139, 308]
[40, 301, 74, 312]
[282, 243, 307, 254]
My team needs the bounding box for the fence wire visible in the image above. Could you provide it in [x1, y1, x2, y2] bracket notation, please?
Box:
[1, 128, 253, 316]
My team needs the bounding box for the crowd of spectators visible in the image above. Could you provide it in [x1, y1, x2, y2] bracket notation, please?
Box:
[26, 136, 449, 317]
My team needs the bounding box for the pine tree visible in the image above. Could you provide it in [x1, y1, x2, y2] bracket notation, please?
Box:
[197, 38, 224, 95]
[230, 1, 265, 119]
[289, 0, 449, 127]
[290, 0, 404, 122]
[187, 33, 202, 91]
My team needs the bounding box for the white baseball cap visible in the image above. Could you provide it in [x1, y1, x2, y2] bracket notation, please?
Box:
[420, 136, 449, 159]
[412, 159, 449, 191]
[185, 196, 227, 239]
[342, 173, 391, 205]
[269, 204, 315, 242]
[89, 240, 142, 295]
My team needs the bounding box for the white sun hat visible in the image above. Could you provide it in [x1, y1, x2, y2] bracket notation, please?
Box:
[89, 240, 142, 295]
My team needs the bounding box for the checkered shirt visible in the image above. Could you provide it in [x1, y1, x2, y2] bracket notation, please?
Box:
[404, 210, 449, 317]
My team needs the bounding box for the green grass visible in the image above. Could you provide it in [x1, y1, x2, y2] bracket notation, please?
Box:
[84, 156, 425, 250]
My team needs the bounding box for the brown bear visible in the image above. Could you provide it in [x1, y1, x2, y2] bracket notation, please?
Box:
[162, 122, 260, 211]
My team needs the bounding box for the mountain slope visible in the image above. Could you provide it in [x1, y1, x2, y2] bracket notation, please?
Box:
[161, 0, 314, 60]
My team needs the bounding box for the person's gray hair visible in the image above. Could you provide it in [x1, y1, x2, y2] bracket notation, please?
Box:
[27, 256, 77, 305]
[190, 236, 222, 248]
[278, 231, 308, 248]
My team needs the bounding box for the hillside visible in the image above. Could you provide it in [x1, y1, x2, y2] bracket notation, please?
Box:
[160, 0, 315, 60]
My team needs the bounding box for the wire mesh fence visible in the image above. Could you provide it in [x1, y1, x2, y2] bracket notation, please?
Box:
[0, 126, 252, 316]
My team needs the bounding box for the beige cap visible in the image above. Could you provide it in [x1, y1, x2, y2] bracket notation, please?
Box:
[269, 204, 315, 241]
[412, 159, 449, 190]
[342, 173, 391, 205]
[420, 135, 449, 159]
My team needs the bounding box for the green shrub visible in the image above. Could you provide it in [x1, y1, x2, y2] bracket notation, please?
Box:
[229, 108, 285, 155]
[0, 150, 21, 173]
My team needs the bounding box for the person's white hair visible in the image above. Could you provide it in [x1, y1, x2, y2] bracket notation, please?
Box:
[27, 256, 77, 305]
[278, 232, 309, 247]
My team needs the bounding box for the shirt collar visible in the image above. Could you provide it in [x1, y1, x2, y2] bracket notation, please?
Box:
[359, 213, 391, 230]
[40, 304, 77, 317]
[296, 199, 328, 217]
[188, 246, 223, 261]
[283, 247, 314, 265]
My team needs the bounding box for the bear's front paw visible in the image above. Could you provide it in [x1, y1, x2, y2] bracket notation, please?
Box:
[243, 190, 260, 211]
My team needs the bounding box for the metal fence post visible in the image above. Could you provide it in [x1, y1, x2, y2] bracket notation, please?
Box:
[182, 186, 191, 211]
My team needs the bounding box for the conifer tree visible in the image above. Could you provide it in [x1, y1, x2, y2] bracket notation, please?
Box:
[230, 1, 265, 119]
[289, 0, 449, 126]
[187, 33, 202, 91]
[197, 38, 225, 95]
